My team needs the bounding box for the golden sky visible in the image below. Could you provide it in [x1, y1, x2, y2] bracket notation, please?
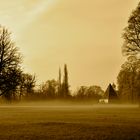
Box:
[0, 0, 139, 90]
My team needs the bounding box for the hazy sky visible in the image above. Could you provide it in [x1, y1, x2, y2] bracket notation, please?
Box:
[0, 0, 139, 90]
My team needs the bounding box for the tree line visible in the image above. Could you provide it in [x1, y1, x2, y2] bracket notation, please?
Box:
[0, 28, 103, 102]
[0, 2, 140, 103]
[117, 2, 140, 103]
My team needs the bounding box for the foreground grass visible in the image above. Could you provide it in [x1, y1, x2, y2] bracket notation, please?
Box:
[0, 103, 139, 140]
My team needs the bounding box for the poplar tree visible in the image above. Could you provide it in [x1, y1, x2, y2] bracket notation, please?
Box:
[57, 67, 62, 97]
[62, 64, 70, 98]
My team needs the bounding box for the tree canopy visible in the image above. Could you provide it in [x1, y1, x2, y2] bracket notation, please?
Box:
[117, 56, 140, 103]
[122, 2, 140, 56]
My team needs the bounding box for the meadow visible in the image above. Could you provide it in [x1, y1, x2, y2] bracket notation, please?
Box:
[0, 102, 140, 140]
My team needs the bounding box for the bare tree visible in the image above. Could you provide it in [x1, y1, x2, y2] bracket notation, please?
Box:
[0, 26, 22, 100]
[122, 2, 140, 56]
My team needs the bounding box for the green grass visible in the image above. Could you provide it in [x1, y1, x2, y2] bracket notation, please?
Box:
[0, 103, 139, 140]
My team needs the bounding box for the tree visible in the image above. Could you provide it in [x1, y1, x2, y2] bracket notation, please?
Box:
[117, 56, 140, 103]
[57, 67, 62, 98]
[21, 73, 36, 99]
[75, 85, 103, 101]
[122, 2, 140, 56]
[0, 26, 22, 100]
[2, 68, 22, 101]
[38, 80, 58, 99]
[61, 64, 70, 98]
[46, 80, 57, 99]
[75, 86, 87, 99]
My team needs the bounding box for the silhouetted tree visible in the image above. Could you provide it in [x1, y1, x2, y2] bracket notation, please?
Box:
[61, 64, 70, 98]
[75, 85, 103, 101]
[38, 80, 58, 99]
[21, 73, 36, 99]
[117, 56, 140, 103]
[0, 26, 22, 101]
[57, 67, 62, 98]
[46, 80, 57, 99]
[122, 2, 140, 56]
[2, 68, 22, 101]
[75, 86, 87, 99]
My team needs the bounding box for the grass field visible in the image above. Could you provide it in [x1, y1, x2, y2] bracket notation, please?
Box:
[0, 103, 140, 140]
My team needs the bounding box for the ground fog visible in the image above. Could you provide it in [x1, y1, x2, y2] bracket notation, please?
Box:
[0, 102, 139, 140]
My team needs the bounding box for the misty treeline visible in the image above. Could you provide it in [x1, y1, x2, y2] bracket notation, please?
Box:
[0, 2, 140, 103]
[33, 66, 104, 102]
[0, 26, 103, 102]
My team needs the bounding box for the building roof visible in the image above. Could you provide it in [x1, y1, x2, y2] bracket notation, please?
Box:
[104, 84, 118, 101]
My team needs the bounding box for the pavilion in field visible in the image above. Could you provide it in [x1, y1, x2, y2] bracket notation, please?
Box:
[99, 84, 118, 104]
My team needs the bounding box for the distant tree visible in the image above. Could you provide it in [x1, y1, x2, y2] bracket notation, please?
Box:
[117, 56, 140, 103]
[122, 2, 140, 56]
[38, 82, 47, 99]
[0, 26, 22, 101]
[75, 85, 103, 101]
[61, 64, 70, 98]
[21, 73, 36, 99]
[75, 86, 87, 99]
[39, 80, 58, 99]
[57, 68, 62, 98]
[86, 85, 104, 98]
[46, 80, 57, 99]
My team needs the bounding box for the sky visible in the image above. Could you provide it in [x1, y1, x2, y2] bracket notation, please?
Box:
[0, 0, 139, 90]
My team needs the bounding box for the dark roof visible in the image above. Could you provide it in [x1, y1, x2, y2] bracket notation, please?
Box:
[104, 84, 118, 100]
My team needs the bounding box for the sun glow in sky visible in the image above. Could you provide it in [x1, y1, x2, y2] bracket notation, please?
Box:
[0, 0, 139, 90]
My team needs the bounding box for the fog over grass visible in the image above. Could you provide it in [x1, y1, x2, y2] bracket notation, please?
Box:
[0, 103, 139, 140]
[0, 100, 139, 108]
